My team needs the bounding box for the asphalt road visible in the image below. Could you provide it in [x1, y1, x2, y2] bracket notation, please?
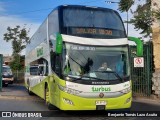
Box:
[0, 84, 160, 120]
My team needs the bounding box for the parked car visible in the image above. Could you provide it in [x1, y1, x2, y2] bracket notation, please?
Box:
[2, 65, 14, 87]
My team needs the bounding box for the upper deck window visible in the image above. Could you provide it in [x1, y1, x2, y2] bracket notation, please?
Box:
[62, 7, 126, 38]
[63, 8, 123, 30]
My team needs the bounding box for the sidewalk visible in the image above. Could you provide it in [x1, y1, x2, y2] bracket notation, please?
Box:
[133, 95, 160, 105]
[0, 84, 42, 101]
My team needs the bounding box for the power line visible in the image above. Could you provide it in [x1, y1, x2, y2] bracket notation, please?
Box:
[1, 7, 53, 17]
[1, 0, 106, 17]
[79, 0, 104, 4]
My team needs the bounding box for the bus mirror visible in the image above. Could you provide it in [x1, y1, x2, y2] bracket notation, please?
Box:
[128, 36, 143, 57]
[56, 33, 63, 54]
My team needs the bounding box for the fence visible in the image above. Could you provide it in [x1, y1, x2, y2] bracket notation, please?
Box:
[129, 41, 154, 97]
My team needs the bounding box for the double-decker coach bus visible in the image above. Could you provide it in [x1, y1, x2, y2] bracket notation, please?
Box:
[25, 5, 143, 110]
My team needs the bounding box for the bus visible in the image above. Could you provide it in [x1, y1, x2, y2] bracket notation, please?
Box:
[25, 5, 143, 110]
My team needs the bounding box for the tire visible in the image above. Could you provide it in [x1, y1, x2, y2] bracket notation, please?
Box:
[3, 83, 8, 87]
[10, 81, 13, 84]
[28, 86, 34, 95]
[27, 80, 34, 95]
[45, 85, 58, 110]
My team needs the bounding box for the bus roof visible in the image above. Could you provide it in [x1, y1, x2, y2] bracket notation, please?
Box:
[49, 5, 118, 16]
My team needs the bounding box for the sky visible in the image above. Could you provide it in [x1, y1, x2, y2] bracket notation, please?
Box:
[0, 0, 143, 56]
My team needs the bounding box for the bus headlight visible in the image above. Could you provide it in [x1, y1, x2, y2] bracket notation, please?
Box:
[120, 87, 131, 94]
[58, 84, 82, 95]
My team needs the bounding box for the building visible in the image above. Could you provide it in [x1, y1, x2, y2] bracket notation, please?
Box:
[3, 55, 13, 65]
[151, 0, 160, 96]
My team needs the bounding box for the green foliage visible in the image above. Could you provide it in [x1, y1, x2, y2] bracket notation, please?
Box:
[3, 25, 30, 55]
[118, 0, 152, 38]
[3, 25, 29, 71]
[9, 54, 23, 71]
[118, 0, 134, 12]
[129, 1, 152, 37]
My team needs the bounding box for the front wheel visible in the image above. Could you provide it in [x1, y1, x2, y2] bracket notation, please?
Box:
[45, 85, 58, 110]
[27, 80, 34, 95]
[28, 86, 34, 95]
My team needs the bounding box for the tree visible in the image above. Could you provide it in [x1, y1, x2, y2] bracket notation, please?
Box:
[129, 1, 152, 37]
[118, 0, 134, 12]
[3, 25, 30, 71]
[3, 25, 30, 55]
[118, 0, 152, 38]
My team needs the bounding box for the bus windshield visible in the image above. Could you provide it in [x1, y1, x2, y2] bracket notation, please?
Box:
[62, 43, 130, 81]
[62, 7, 126, 38]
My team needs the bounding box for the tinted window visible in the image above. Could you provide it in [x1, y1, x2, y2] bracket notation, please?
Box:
[62, 7, 126, 38]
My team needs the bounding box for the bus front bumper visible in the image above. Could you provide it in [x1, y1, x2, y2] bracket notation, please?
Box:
[58, 91, 132, 110]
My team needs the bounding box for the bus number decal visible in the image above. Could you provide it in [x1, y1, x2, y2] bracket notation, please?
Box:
[71, 45, 95, 51]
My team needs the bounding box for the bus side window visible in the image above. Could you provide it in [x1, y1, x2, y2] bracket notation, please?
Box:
[50, 51, 62, 77]
[42, 60, 49, 76]
[50, 51, 56, 71]
[45, 61, 49, 76]
[55, 55, 61, 76]
[30, 66, 39, 75]
[38, 66, 44, 76]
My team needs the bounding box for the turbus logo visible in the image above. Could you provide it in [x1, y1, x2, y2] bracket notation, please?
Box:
[92, 86, 111, 92]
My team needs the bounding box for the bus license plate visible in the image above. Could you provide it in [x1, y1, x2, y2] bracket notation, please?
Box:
[96, 101, 107, 105]
[96, 101, 106, 110]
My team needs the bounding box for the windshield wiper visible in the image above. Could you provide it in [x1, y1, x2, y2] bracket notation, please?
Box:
[93, 70, 123, 81]
[80, 75, 104, 80]
[64, 74, 103, 81]
[113, 72, 123, 82]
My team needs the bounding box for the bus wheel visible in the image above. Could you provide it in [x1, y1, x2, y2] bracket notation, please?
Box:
[45, 85, 58, 110]
[28, 86, 34, 95]
[27, 81, 33, 95]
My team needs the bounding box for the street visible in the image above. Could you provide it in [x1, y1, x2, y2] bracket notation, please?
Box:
[0, 84, 160, 120]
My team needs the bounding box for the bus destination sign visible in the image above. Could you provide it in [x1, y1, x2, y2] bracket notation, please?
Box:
[71, 28, 113, 36]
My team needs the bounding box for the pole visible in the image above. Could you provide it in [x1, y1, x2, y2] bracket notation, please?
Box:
[0, 54, 3, 91]
[127, 10, 128, 36]
[105, 1, 128, 35]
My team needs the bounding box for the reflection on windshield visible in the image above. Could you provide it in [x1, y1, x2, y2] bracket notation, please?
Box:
[63, 43, 129, 81]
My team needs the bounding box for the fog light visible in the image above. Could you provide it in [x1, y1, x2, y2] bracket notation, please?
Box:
[125, 97, 131, 104]
[63, 98, 74, 106]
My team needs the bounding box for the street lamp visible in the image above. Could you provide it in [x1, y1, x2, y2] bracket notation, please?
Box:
[105, 1, 129, 36]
